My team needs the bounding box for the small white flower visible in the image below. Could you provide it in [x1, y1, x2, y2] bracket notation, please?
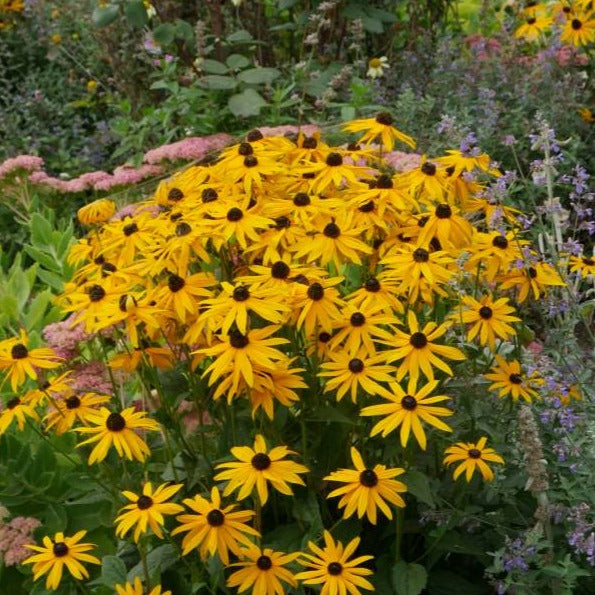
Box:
[231, 0, 243, 6]
[367, 56, 389, 79]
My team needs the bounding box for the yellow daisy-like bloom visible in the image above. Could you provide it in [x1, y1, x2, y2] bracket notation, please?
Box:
[226, 545, 299, 594]
[416, 202, 473, 250]
[578, 107, 594, 123]
[75, 407, 161, 464]
[319, 349, 395, 403]
[382, 310, 466, 383]
[0, 395, 39, 434]
[115, 576, 171, 595]
[198, 326, 288, 394]
[443, 437, 504, 482]
[44, 392, 111, 435]
[214, 434, 309, 505]
[324, 447, 407, 524]
[485, 356, 540, 403]
[342, 111, 416, 151]
[437, 149, 492, 175]
[77, 199, 116, 225]
[568, 254, 595, 278]
[0, 330, 62, 391]
[360, 378, 453, 450]
[115, 482, 184, 542]
[514, 16, 553, 42]
[292, 277, 345, 336]
[459, 294, 520, 350]
[22, 530, 100, 591]
[171, 486, 259, 565]
[296, 531, 374, 595]
[560, 13, 595, 46]
[498, 261, 565, 303]
[299, 151, 371, 194]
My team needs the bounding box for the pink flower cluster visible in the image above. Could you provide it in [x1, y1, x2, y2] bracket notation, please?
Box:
[43, 315, 91, 359]
[0, 155, 44, 182]
[143, 132, 232, 164]
[0, 513, 41, 566]
[69, 361, 113, 394]
[384, 151, 421, 172]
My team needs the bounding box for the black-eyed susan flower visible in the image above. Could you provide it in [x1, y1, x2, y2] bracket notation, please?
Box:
[0, 396, 39, 434]
[560, 13, 595, 46]
[416, 202, 473, 249]
[75, 407, 160, 464]
[77, 198, 115, 225]
[171, 486, 259, 565]
[342, 112, 416, 151]
[115, 482, 184, 542]
[459, 294, 520, 350]
[23, 371, 74, 408]
[115, 577, 171, 595]
[498, 261, 565, 303]
[23, 531, 100, 591]
[467, 231, 528, 282]
[444, 437, 504, 482]
[402, 157, 450, 201]
[485, 356, 540, 402]
[382, 310, 466, 383]
[569, 254, 595, 278]
[0, 331, 62, 391]
[299, 151, 371, 194]
[346, 275, 404, 315]
[324, 447, 406, 524]
[44, 392, 110, 435]
[361, 378, 453, 449]
[292, 277, 345, 336]
[226, 546, 299, 594]
[198, 326, 288, 395]
[319, 349, 395, 402]
[514, 15, 553, 42]
[296, 531, 374, 595]
[214, 434, 308, 505]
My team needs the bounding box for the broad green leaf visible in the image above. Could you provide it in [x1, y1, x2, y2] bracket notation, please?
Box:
[228, 88, 267, 117]
[175, 19, 194, 41]
[226, 29, 253, 43]
[237, 67, 280, 85]
[202, 75, 238, 90]
[100, 555, 127, 587]
[202, 59, 228, 74]
[152, 22, 176, 45]
[405, 469, 436, 508]
[341, 106, 356, 121]
[226, 53, 250, 70]
[43, 504, 67, 534]
[30, 212, 54, 247]
[391, 561, 428, 595]
[91, 5, 119, 28]
[124, 0, 148, 28]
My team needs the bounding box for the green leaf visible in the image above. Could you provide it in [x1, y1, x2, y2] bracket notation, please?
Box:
[174, 19, 194, 41]
[202, 75, 238, 90]
[100, 555, 127, 587]
[391, 561, 427, 595]
[37, 269, 64, 292]
[237, 67, 280, 85]
[128, 544, 178, 581]
[405, 469, 435, 508]
[361, 16, 384, 33]
[228, 88, 267, 117]
[226, 29, 253, 43]
[43, 504, 67, 534]
[202, 59, 228, 74]
[152, 22, 176, 45]
[278, 0, 299, 8]
[92, 5, 119, 28]
[341, 106, 356, 121]
[124, 0, 148, 28]
[226, 53, 250, 70]
[30, 212, 53, 247]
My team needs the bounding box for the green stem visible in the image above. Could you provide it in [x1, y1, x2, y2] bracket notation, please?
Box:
[395, 507, 404, 563]
[139, 538, 151, 591]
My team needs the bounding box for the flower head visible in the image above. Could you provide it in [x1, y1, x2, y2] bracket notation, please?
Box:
[444, 437, 504, 482]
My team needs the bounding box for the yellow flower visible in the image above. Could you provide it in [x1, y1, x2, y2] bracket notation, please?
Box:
[23, 531, 100, 591]
[444, 437, 504, 482]
[361, 378, 453, 450]
[0, 330, 62, 391]
[75, 407, 160, 464]
[214, 434, 308, 505]
[459, 294, 520, 350]
[86, 79, 98, 93]
[560, 13, 595, 46]
[367, 56, 389, 78]
[50, 33, 62, 45]
[115, 577, 171, 595]
[226, 546, 299, 594]
[77, 199, 115, 225]
[381, 310, 466, 384]
[172, 486, 259, 565]
[296, 531, 374, 595]
[115, 482, 184, 542]
[485, 356, 540, 403]
[0, 395, 39, 435]
[568, 254, 595, 278]
[514, 16, 553, 42]
[325, 447, 407, 524]
[44, 392, 110, 435]
[343, 112, 416, 150]
[498, 261, 565, 303]
[578, 107, 594, 123]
